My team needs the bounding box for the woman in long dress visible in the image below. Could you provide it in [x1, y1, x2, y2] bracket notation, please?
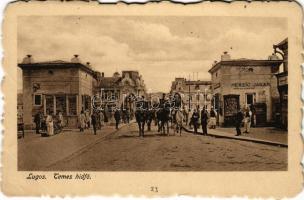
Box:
[79, 110, 86, 132]
[46, 112, 54, 136]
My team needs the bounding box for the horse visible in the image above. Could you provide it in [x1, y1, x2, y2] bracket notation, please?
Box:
[175, 109, 184, 136]
[157, 107, 170, 135]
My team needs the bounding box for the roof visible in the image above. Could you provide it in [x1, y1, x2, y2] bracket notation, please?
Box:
[208, 59, 283, 74]
[99, 77, 121, 88]
[18, 60, 96, 76]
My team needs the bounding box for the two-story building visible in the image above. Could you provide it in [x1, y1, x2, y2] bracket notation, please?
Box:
[170, 78, 212, 110]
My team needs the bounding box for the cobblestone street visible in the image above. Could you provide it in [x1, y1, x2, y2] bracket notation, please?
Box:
[18, 122, 287, 171]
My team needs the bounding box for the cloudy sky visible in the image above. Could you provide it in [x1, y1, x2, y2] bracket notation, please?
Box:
[17, 16, 287, 92]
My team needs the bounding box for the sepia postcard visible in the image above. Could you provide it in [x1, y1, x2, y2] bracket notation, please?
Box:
[1, 0, 303, 198]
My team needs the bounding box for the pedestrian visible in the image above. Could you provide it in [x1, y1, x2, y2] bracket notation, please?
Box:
[79, 110, 86, 132]
[125, 109, 130, 124]
[91, 111, 97, 135]
[99, 110, 105, 129]
[201, 107, 209, 135]
[235, 108, 244, 136]
[188, 108, 193, 129]
[34, 111, 42, 134]
[209, 107, 217, 129]
[191, 109, 199, 134]
[244, 107, 252, 134]
[58, 111, 64, 129]
[46, 111, 54, 136]
[114, 109, 121, 129]
[85, 109, 91, 129]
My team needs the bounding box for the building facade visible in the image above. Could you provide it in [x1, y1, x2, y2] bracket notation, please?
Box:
[170, 78, 212, 110]
[18, 55, 97, 129]
[96, 70, 147, 113]
[208, 52, 282, 126]
[274, 38, 288, 130]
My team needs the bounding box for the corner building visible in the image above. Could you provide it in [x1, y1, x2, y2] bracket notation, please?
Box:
[208, 52, 282, 126]
[18, 55, 97, 129]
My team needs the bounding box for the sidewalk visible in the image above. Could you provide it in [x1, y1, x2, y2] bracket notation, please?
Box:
[18, 124, 125, 171]
[184, 126, 287, 147]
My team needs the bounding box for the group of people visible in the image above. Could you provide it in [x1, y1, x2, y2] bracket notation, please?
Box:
[78, 108, 131, 135]
[188, 106, 218, 135]
[78, 109, 106, 135]
[34, 111, 64, 136]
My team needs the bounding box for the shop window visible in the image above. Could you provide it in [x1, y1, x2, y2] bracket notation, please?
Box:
[45, 95, 54, 114]
[34, 94, 42, 106]
[56, 96, 66, 115]
[68, 96, 77, 115]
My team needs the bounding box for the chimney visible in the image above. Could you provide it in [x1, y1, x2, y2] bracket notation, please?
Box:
[71, 54, 81, 63]
[101, 72, 104, 77]
[22, 54, 34, 64]
[221, 51, 231, 61]
[86, 62, 91, 68]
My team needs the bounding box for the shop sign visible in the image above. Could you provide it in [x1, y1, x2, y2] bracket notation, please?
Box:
[231, 82, 270, 89]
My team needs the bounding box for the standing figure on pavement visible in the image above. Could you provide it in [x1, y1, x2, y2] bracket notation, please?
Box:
[79, 110, 86, 132]
[135, 109, 146, 137]
[85, 109, 91, 129]
[114, 109, 121, 130]
[91, 111, 97, 135]
[209, 107, 217, 129]
[201, 107, 209, 135]
[46, 111, 54, 136]
[244, 107, 252, 134]
[188, 109, 194, 129]
[235, 108, 244, 136]
[125, 109, 130, 124]
[191, 109, 199, 134]
[34, 111, 42, 134]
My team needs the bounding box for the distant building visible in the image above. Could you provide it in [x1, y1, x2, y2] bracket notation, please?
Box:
[18, 55, 97, 129]
[96, 70, 147, 113]
[208, 52, 282, 126]
[170, 78, 212, 110]
[274, 38, 288, 130]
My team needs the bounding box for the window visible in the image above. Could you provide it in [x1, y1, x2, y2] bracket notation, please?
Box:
[68, 96, 77, 115]
[45, 95, 54, 114]
[56, 96, 66, 115]
[34, 94, 42, 106]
